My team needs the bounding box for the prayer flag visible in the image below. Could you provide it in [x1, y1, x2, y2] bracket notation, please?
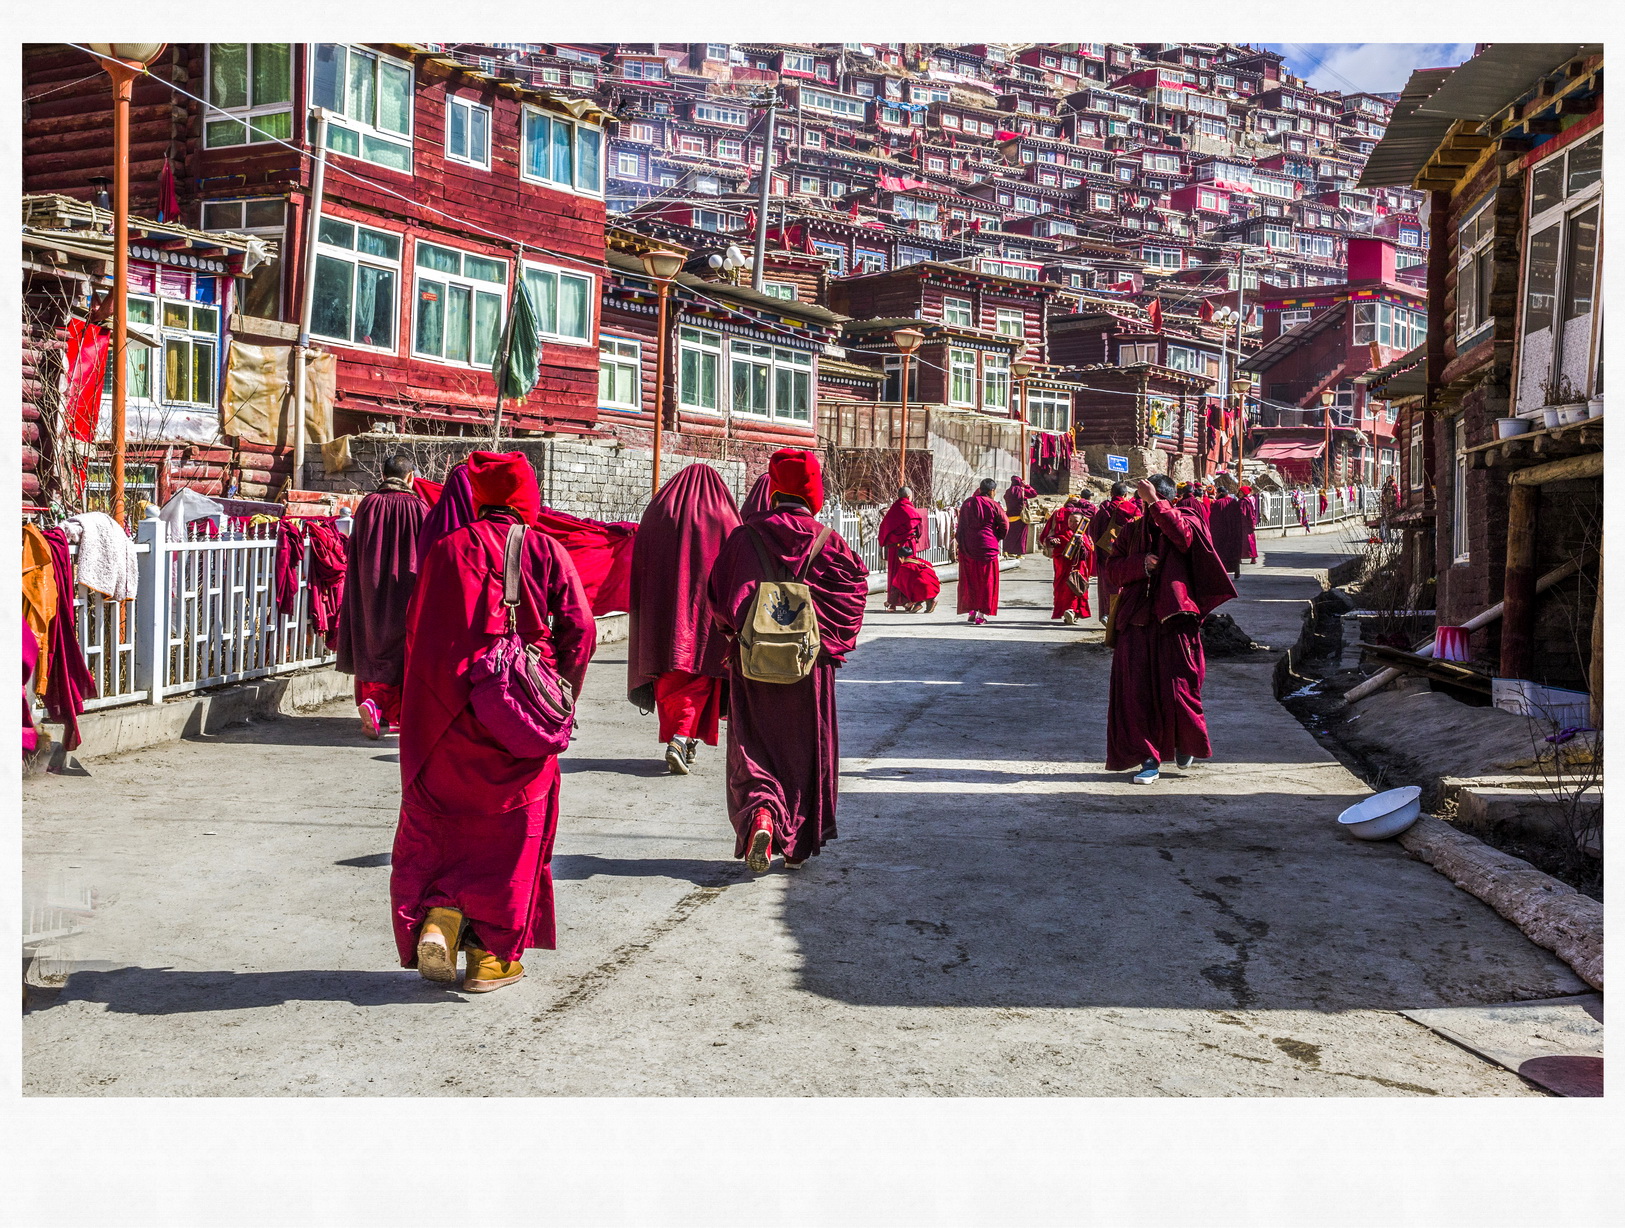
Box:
[492, 280, 539, 401]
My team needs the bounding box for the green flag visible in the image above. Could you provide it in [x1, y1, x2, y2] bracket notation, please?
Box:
[492, 279, 539, 400]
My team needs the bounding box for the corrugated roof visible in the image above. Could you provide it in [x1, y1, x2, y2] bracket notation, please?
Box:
[1354, 67, 1458, 188]
[1415, 44, 1601, 121]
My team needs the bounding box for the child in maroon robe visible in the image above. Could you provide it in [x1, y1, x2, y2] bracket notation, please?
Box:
[1038, 499, 1093, 623]
[708, 449, 868, 872]
[627, 463, 741, 775]
[878, 486, 930, 611]
[956, 478, 1008, 623]
[392, 451, 596, 994]
[1102, 475, 1237, 784]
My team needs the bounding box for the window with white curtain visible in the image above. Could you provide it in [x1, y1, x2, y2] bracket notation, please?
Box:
[521, 262, 595, 345]
[413, 242, 507, 368]
[949, 349, 977, 406]
[312, 44, 414, 173]
[1516, 132, 1602, 409]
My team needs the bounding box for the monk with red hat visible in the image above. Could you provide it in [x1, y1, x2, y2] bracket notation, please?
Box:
[1038, 497, 1094, 624]
[708, 449, 868, 872]
[955, 478, 1008, 624]
[1101, 474, 1237, 784]
[1087, 481, 1140, 626]
[1238, 484, 1260, 564]
[627, 463, 741, 774]
[878, 484, 934, 613]
[391, 450, 596, 994]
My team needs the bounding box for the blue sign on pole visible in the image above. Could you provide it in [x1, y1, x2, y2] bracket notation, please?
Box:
[1106, 454, 1129, 474]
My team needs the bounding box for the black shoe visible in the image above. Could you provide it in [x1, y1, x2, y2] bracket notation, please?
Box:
[1176, 753, 1195, 769]
[684, 738, 699, 766]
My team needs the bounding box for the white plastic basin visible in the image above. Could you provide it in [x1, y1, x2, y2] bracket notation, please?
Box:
[1338, 786, 1422, 841]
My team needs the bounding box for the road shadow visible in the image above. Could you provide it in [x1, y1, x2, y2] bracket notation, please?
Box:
[181, 716, 386, 749]
[559, 757, 682, 778]
[335, 852, 392, 868]
[30, 966, 462, 1015]
[552, 854, 747, 887]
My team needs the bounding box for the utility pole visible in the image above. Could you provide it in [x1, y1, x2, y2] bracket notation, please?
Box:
[751, 90, 778, 294]
[1231, 245, 1248, 477]
[293, 107, 332, 492]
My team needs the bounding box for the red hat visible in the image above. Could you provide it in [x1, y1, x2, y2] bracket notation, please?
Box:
[1238, 484, 1253, 496]
[467, 450, 541, 525]
[766, 448, 825, 514]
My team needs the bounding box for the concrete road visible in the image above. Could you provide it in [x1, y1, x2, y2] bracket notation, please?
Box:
[22, 527, 1584, 1096]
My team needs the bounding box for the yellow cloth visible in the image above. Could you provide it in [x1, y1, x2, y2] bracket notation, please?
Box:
[221, 342, 335, 448]
[22, 524, 57, 696]
[321, 434, 353, 474]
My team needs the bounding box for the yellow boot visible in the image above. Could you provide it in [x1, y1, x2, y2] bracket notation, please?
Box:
[462, 945, 524, 994]
[415, 907, 464, 983]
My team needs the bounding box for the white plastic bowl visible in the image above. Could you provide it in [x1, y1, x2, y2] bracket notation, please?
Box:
[1496, 417, 1532, 438]
[1338, 786, 1422, 840]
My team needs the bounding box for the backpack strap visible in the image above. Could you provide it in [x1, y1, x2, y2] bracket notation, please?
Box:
[744, 525, 785, 583]
[502, 522, 526, 631]
[794, 526, 834, 582]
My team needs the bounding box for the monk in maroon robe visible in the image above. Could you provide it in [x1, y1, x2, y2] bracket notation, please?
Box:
[1002, 474, 1037, 556]
[627, 463, 741, 775]
[1207, 489, 1250, 577]
[742, 472, 774, 517]
[1238, 484, 1261, 563]
[1176, 485, 1211, 526]
[335, 454, 428, 738]
[1102, 475, 1237, 783]
[878, 485, 931, 611]
[1038, 498, 1093, 623]
[1087, 483, 1141, 626]
[708, 449, 867, 872]
[392, 451, 596, 993]
[956, 479, 1007, 624]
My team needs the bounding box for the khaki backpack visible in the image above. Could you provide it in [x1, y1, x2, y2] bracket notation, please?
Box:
[737, 524, 834, 684]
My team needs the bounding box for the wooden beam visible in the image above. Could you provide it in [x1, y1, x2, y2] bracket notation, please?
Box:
[1507, 450, 1605, 485]
[1590, 529, 1603, 729]
[1500, 482, 1538, 679]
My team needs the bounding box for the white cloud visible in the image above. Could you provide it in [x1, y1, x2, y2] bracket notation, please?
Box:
[1266, 43, 1478, 94]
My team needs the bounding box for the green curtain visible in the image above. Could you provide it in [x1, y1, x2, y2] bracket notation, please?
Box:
[492, 280, 539, 400]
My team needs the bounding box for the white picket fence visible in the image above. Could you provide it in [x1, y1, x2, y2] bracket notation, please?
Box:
[816, 501, 956, 577]
[65, 508, 343, 715]
[1254, 485, 1379, 533]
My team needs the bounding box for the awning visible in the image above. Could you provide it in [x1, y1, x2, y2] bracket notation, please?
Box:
[1254, 439, 1326, 461]
[1355, 67, 1458, 188]
[1415, 44, 1602, 121]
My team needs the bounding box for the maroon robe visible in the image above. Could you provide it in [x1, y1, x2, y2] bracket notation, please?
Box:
[1038, 508, 1093, 619]
[742, 473, 774, 517]
[956, 494, 1007, 615]
[1002, 479, 1037, 554]
[707, 505, 868, 863]
[1088, 497, 1141, 621]
[40, 528, 95, 753]
[1102, 500, 1237, 771]
[1207, 494, 1250, 574]
[391, 514, 596, 965]
[878, 496, 929, 606]
[1176, 494, 1211, 526]
[627, 463, 740, 744]
[416, 463, 476, 568]
[1241, 495, 1260, 561]
[892, 556, 942, 604]
[335, 483, 428, 688]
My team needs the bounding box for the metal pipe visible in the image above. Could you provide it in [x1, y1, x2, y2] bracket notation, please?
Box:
[107, 62, 136, 526]
[751, 92, 778, 294]
[293, 107, 332, 493]
[896, 354, 913, 489]
[651, 277, 670, 494]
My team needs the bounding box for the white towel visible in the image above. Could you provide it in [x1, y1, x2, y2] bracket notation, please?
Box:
[63, 511, 140, 600]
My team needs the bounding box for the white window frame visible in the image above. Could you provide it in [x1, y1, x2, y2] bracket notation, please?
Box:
[761, 281, 799, 301]
[311, 44, 415, 175]
[520, 105, 606, 197]
[155, 295, 221, 409]
[943, 296, 973, 327]
[693, 103, 748, 126]
[1516, 131, 1602, 410]
[716, 138, 744, 162]
[1165, 345, 1201, 373]
[309, 214, 403, 354]
[994, 308, 1025, 338]
[1452, 416, 1470, 563]
[948, 348, 977, 406]
[445, 94, 492, 171]
[204, 43, 294, 148]
[728, 341, 814, 423]
[678, 327, 723, 412]
[982, 351, 1010, 410]
[412, 241, 509, 370]
[1025, 388, 1071, 433]
[615, 151, 641, 178]
[201, 198, 287, 320]
[599, 337, 642, 410]
[521, 260, 596, 347]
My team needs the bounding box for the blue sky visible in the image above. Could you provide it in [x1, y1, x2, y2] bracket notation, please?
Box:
[1261, 44, 1478, 94]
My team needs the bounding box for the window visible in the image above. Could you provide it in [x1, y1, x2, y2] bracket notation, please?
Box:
[126, 296, 219, 409]
[812, 241, 848, 274]
[599, 338, 642, 409]
[312, 44, 414, 173]
[691, 175, 720, 196]
[413, 242, 506, 368]
[1456, 197, 1495, 346]
[798, 176, 821, 196]
[948, 349, 977, 405]
[677, 133, 707, 155]
[1516, 133, 1602, 410]
[1281, 309, 1312, 333]
[801, 88, 865, 118]
[679, 328, 722, 410]
[310, 216, 401, 351]
[804, 131, 824, 148]
[1198, 191, 1218, 210]
[730, 342, 813, 422]
[852, 248, 886, 275]
[717, 139, 744, 162]
[1025, 388, 1070, 432]
[205, 44, 293, 147]
[1147, 396, 1178, 436]
[782, 52, 815, 75]
[621, 60, 664, 81]
[705, 44, 730, 62]
[983, 352, 1010, 410]
[445, 96, 491, 169]
[943, 296, 973, 327]
[615, 152, 641, 177]
[828, 182, 847, 198]
[1409, 420, 1424, 490]
[521, 107, 604, 194]
[1120, 343, 1156, 365]
[1093, 192, 1113, 211]
[1452, 416, 1469, 562]
[855, 81, 875, 97]
[995, 308, 1024, 338]
[521, 262, 594, 344]
[1142, 247, 1183, 270]
[623, 122, 655, 144]
[693, 103, 748, 125]
[893, 198, 938, 222]
[895, 246, 932, 269]
[691, 209, 735, 233]
[201, 198, 286, 319]
[1165, 345, 1200, 372]
[762, 281, 799, 300]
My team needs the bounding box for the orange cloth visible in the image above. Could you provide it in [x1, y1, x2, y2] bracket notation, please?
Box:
[22, 525, 57, 696]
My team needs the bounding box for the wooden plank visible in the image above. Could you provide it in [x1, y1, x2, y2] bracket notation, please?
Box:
[1507, 451, 1605, 485]
[1499, 483, 1538, 679]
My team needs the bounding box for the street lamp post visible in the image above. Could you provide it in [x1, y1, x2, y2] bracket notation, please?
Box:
[1011, 355, 1036, 482]
[891, 327, 924, 489]
[640, 249, 687, 495]
[1320, 389, 1336, 493]
[85, 42, 166, 527]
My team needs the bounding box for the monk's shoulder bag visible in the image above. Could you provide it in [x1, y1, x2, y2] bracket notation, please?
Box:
[468, 522, 577, 758]
[737, 524, 833, 685]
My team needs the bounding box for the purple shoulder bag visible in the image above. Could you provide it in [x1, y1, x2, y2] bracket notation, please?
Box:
[467, 523, 577, 758]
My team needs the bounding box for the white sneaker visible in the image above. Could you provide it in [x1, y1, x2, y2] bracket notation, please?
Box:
[1132, 760, 1160, 785]
[1062, 610, 1077, 625]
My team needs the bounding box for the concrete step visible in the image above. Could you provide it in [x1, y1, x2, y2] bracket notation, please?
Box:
[1450, 781, 1603, 858]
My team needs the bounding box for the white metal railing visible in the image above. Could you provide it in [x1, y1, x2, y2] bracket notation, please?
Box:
[73, 543, 150, 710]
[817, 501, 957, 576]
[1254, 485, 1378, 532]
